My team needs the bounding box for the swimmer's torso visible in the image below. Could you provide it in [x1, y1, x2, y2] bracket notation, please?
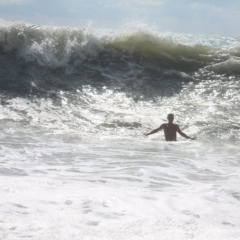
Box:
[162, 123, 178, 141]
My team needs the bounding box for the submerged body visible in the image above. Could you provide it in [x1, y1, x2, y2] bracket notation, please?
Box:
[144, 114, 195, 141]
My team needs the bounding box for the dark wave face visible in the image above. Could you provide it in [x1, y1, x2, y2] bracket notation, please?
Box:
[0, 21, 240, 143]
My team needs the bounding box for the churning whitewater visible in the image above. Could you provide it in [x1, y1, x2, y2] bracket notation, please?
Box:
[0, 20, 240, 240]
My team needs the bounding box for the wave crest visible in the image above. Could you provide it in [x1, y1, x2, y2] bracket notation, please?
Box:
[0, 20, 239, 98]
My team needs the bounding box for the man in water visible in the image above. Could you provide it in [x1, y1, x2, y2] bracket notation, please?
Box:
[144, 113, 195, 141]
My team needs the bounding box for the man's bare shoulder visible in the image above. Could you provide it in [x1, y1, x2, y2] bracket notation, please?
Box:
[160, 123, 168, 128]
[157, 123, 170, 130]
[165, 123, 179, 127]
[173, 124, 180, 129]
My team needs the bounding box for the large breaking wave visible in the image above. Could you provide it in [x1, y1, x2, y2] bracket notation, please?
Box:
[1, 20, 239, 95]
[0, 20, 240, 143]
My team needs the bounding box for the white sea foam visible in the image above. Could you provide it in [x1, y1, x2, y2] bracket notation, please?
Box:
[0, 137, 240, 239]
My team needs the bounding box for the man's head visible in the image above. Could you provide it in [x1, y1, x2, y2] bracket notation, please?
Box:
[167, 113, 174, 123]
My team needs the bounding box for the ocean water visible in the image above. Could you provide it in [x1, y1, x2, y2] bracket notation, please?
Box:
[0, 20, 240, 240]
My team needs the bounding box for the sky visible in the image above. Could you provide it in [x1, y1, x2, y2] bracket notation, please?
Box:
[0, 0, 240, 36]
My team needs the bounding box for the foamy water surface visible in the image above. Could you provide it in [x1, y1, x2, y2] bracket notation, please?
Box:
[1, 136, 240, 239]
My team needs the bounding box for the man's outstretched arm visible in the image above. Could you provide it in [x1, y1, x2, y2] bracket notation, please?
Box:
[144, 125, 164, 136]
[176, 126, 195, 140]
